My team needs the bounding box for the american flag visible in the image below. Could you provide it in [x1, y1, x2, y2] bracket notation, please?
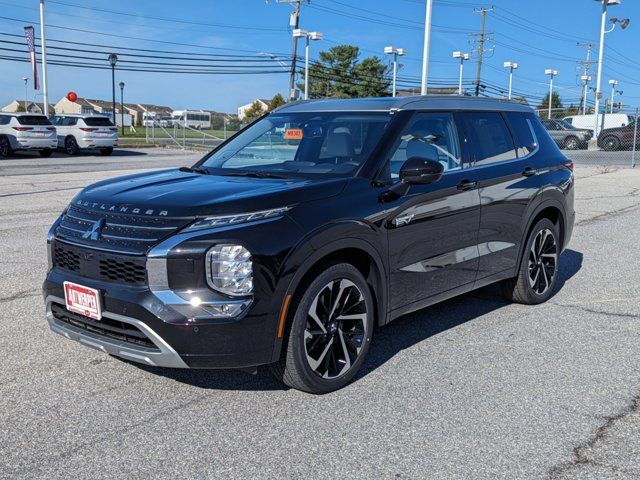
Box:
[24, 26, 39, 91]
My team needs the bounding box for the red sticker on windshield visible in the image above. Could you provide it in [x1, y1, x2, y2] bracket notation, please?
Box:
[284, 128, 303, 140]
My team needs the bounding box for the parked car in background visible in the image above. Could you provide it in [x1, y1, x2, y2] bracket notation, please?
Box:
[598, 119, 640, 151]
[541, 119, 591, 150]
[563, 113, 633, 133]
[50, 114, 118, 156]
[0, 113, 57, 158]
[44, 96, 575, 393]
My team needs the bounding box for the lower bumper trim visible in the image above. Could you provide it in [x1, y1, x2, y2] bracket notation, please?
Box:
[45, 295, 189, 369]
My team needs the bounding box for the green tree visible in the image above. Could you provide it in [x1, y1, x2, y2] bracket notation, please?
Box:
[268, 93, 286, 111]
[537, 92, 563, 117]
[302, 45, 391, 99]
[227, 116, 241, 131]
[243, 100, 266, 124]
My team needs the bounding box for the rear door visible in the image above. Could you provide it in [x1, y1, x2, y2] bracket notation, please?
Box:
[385, 111, 481, 312]
[457, 111, 539, 281]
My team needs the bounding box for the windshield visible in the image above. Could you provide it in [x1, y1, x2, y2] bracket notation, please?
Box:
[556, 119, 576, 130]
[200, 112, 392, 178]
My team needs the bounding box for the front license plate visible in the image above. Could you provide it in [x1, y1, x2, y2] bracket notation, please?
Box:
[63, 282, 102, 320]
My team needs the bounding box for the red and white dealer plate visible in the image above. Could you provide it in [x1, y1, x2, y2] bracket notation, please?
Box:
[63, 281, 102, 320]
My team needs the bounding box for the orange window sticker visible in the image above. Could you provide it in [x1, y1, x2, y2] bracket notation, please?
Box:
[284, 128, 303, 140]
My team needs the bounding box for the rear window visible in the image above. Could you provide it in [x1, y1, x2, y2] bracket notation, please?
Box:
[17, 115, 52, 126]
[505, 112, 537, 157]
[83, 117, 114, 127]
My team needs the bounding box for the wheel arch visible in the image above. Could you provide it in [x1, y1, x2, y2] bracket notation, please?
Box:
[517, 198, 567, 269]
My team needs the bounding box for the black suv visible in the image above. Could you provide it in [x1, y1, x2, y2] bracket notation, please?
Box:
[43, 97, 575, 393]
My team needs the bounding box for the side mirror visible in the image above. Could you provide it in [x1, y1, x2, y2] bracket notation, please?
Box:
[386, 157, 444, 197]
[400, 156, 444, 185]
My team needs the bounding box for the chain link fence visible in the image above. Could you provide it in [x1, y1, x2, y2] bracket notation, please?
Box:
[535, 107, 637, 168]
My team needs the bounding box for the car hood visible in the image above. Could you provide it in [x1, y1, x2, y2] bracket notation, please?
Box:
[74, 168, 348, 218]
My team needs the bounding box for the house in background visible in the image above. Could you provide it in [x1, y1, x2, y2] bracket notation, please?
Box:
[2, 100, 55, 115]
[237, 99, 270, 120]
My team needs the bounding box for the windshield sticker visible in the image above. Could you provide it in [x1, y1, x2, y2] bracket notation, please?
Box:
[284, 128, 303, 140]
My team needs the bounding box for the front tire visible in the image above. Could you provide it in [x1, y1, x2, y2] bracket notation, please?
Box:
[602, 136, 620, 151]
[64, 136, 79, 155]
[563, 136, 580, 150]
[503, 218, 560, 305]
[39, 148, 53, 158]
[0, 136, 12, 158]
[272, 263, 374, 394]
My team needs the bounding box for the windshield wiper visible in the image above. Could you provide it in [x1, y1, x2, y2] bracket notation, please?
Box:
[220, 171, 288, 179]
[179, 166, 209, 175]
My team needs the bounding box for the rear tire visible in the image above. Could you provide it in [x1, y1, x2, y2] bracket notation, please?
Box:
[0, 136, 12, 158]
[602, 136, 620, 151]
[65, 136, 79, 155]
[563, 136, 580, 150]
[502, 218, 560, 305]
[39, 148, 53, 158]
[99, 147, 114, 156]
[271, 263, 374, 394]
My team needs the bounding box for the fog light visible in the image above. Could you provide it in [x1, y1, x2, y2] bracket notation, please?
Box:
[205, 244, 253, 296]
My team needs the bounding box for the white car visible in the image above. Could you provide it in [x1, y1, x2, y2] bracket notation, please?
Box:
[563, 113, 633, 134]
[51, 114, 118, 156]
[0, 113, 57, 158]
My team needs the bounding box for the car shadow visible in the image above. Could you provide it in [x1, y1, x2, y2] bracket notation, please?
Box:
[130, 248, 583, 392]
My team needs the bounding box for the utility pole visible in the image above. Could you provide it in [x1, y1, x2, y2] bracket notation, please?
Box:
[577, 42, 593, 115]
[471, 6, 494, 97]
[274, 0, 306, 101]
[421, 0, 433, 95]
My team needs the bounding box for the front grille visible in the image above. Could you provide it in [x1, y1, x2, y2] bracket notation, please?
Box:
[54, 203, 194, 255]
[51, 303, 158, 350]
[53, 240, 148, 286]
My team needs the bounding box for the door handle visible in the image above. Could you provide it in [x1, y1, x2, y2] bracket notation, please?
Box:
[456, 179, 478, 191]
[522, 167, 537, 177]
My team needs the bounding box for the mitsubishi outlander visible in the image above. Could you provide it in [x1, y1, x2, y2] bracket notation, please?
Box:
[43, 97, 575, 393]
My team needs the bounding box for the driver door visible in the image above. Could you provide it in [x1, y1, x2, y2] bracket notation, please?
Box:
[384, 112, 481, 313]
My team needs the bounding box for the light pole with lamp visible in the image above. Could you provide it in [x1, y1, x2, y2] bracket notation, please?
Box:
[119, 81, 125, 136]
[292, 29, 323, 100]
[108, 54, 118, 126]
[581, 74, 592, 115]
[591, 0, 630, 146]
[385, 46, 407, 97]
[22, 77, 28, 111]
[608, 79, 620, 113]
[451, 51, 469, 96]
[545, 69, 559, 120]
[503, 61, 519, 100]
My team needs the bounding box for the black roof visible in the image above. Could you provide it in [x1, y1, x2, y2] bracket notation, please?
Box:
[276, 95, 533, 114]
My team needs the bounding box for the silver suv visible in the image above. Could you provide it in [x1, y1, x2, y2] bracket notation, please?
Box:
[0, 113, 57, 158]
[51, 114, 118, 156]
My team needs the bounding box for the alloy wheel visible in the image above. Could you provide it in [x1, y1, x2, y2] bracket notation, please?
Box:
[304, 278, 368, 379]
[527, 228, 558, 295]
[66, 138, 78, 155]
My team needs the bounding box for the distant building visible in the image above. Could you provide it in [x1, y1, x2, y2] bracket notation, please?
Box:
[54, 97, 173, 126]
[2, 100, 55, 115]
[237, 99, 270, 120]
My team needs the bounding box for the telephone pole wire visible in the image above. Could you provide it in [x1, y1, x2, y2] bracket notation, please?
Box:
[471, 6, 494, 97]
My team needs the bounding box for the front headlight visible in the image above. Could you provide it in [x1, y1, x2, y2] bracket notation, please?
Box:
[205, 244, 253, 296]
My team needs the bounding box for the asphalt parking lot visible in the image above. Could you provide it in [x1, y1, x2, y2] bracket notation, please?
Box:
[1, 148, 639, 479]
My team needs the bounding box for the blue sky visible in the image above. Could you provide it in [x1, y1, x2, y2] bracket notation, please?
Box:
[0, 0, 638, 113]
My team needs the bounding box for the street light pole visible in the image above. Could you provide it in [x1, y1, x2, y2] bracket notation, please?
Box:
[545, 69, 558, 120]
[22, 77, 28, 111]
[452, 52, 470, 96]
[108, 54, 117, 126]
[503, 61, 519, 100]
[293, 29, 323, 100]
[386, 47, 407, 97]
[119, 81, 125, 136]
[38, 0, 49, 117]
[609, 79, 619, 113]
[581, 74, 592, 115]
[421, 0, 433, 95]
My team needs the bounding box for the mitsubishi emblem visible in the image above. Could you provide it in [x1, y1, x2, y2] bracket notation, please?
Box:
[82, 218, 105, 240]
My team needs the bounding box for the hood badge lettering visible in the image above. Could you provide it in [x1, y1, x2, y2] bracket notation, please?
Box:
[76, 199, 168, 216]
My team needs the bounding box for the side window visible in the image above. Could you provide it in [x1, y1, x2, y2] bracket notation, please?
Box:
[387, 112, 462, 181]
[504, 112, 537, 158]
[64, 117, 78, 126]
[459, 112, 517, 166]
[0, 115, 9, 125]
